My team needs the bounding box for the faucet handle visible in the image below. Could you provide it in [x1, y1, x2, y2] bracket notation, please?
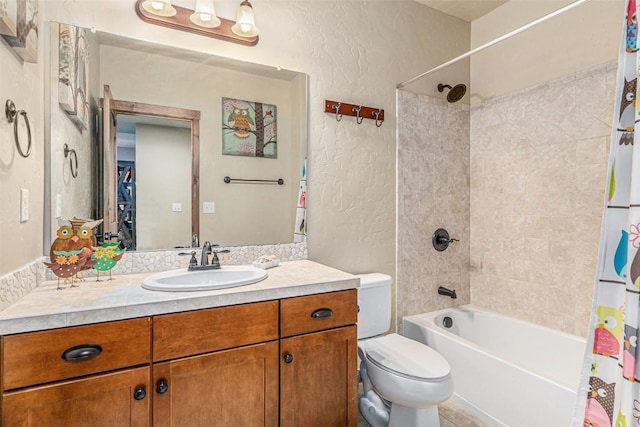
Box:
[211, 248, 230, 268]
[178, 251, 198, 269]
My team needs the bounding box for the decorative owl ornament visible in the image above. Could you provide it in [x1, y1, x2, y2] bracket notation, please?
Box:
[92, 242, 126, 281]
[623, 324, 638, 381]
[593, 305, 624, 357]
[49, 218, 103, 277]
[584, 377, 616, 427]
[227, 107, 254, 139]
[44, 248, 92, 290]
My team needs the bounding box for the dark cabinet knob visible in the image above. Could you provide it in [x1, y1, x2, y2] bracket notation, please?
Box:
[156, 378, 169, 394]
[283, 353, 294, 364]
[133, 386, 147, 401]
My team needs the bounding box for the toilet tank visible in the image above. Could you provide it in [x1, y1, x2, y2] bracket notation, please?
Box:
[356, 273, 392, 340]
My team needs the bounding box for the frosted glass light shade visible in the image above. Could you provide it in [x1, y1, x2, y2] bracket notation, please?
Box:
[141, 0, 176, 17]
[190, 0, 221, 28]
[231, 0, 260, 37]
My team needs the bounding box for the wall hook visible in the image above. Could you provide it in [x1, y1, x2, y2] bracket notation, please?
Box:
[5, 99, 32, 158]
[332, 102, 343, 121]
[372, 110, 383, 127]
[64, 143, 78, 178]
[352, 106, 364, 124]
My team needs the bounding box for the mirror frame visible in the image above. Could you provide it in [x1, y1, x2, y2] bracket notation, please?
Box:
[105, 97, 201, 246]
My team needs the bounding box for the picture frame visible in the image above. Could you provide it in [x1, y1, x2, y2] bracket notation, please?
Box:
[222, 97, 277, 158]
[58, 23, 89, 131]
[0, 0, 17, 38]
[0, 0, 37, 63]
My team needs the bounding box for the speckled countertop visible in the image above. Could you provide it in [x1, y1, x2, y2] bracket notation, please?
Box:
[0, 260, 359, 336]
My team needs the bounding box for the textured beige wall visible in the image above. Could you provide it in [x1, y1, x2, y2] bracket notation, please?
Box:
[397, 90, 471, 331]
[42, 0, 471, 282]
[470, 0, 623, 103]
[0, 0, 45, 276]
[470, 63, 615, 336]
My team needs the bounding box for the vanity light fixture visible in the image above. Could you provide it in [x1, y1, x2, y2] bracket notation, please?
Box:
[135, 0, 259, 46]
[140, 0, 176, 17]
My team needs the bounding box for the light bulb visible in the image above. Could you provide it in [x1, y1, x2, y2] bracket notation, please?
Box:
[231, 1, 259, 37]
[190, 0, 221, 28]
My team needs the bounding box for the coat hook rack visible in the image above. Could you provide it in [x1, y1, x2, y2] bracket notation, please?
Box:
[324, 100, 384, 127]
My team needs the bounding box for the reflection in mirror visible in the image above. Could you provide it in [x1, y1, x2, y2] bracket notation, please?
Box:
[45, 22, 308, 254]
[115, 112, 195, 251]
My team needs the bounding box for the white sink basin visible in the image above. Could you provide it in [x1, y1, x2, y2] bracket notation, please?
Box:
[142, 266, 268, 292]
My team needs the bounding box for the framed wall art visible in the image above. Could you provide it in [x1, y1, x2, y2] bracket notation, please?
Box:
[58, 23, 89, 131]
[0, 0, 37, 63]
[222, 97, 277, 158]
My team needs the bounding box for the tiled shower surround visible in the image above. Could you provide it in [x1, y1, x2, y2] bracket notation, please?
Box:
[470, 62, 615, 336]
[396, 90, 471, 330]
[397, 62, 616, 337]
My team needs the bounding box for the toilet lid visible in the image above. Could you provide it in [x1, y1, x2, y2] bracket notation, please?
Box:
[363, 334, 451, 381]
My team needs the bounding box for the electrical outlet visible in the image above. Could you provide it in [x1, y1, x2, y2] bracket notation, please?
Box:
[203, 202, 215, 214]
[172, 203, 182, 212]
[20, 188, 29, 222]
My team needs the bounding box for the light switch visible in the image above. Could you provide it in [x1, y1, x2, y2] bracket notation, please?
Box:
[56, 194, 62, 218]
[172, 203, 182, 212]
[203, 202, 215, 214]
[20, 188, 29, 222]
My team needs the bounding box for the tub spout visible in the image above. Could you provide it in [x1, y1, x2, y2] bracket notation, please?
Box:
[438, 286, 457, 299]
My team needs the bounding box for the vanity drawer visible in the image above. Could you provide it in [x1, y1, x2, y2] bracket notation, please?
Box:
[280, 289, 357, 337]
[2, 318, 151, 391]
[153, 300, 279, 362]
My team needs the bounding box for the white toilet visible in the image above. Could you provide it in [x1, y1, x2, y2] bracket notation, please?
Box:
[357, 273, 453, 427]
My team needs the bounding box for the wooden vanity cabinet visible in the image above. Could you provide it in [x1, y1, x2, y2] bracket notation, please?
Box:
[1, 318, 152, 426]
[280, 290, 358, 427]
[151, 301, 279, 427]
[0, 289, 358, 426]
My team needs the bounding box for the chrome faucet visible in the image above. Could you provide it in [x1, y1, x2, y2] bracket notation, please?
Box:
[201, 241, 212, 266]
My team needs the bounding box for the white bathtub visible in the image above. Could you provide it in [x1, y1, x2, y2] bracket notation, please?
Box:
[402, 305, 586, 427]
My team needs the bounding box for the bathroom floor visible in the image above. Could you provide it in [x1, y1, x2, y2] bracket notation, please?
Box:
[356, 398, 487, 427]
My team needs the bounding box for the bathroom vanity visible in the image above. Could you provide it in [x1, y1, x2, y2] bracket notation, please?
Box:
[0, 260, 358, 426]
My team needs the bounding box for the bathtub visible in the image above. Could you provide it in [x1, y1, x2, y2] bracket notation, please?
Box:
[402, 305, 586, 427]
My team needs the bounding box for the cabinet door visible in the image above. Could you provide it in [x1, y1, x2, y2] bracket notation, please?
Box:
[280, 326, 357, 427]
[2, 367, 150, 427]
[153, 341, 278, 427]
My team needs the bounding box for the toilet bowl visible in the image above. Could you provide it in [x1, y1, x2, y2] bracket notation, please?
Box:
[357, 273, 453, 427]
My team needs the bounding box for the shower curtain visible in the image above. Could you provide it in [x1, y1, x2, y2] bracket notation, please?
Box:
[579, 1, 640, 426]
[293, 157, 307, 242]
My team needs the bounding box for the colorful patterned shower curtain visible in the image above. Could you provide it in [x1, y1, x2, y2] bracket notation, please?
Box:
[579, 1, 640, 425]
[293, 158, 307, 242]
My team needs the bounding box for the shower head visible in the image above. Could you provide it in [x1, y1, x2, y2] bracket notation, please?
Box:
[437, 83, 467, 103]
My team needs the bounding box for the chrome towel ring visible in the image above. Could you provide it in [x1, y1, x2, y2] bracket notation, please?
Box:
[5, 100, 32, 158]
[64, 144, 78, 178]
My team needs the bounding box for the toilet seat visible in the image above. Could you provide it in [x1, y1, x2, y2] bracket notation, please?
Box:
[362, 334, 451, 382]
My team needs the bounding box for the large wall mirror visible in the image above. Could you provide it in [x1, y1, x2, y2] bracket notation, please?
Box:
[45, 22, 308, 253]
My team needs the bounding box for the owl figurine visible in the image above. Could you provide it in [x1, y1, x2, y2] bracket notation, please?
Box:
[92, 242, 126, 281]
[49, 218, 103, 278]
[623, 324, 638, 381]
[593, 305, 623, 357]
[584, 377, 615, 427]
[44, 248, 92, 290]
[227, 107, 254, 139]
